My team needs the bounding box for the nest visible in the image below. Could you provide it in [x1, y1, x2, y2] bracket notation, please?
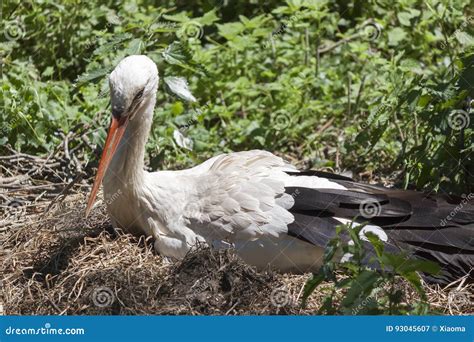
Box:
[0, 198, 301, 315]
[0, 148, 472, 315]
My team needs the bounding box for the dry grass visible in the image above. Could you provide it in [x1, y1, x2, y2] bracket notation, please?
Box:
[0, 153, 472, 315]
[0, 195, 297, 315]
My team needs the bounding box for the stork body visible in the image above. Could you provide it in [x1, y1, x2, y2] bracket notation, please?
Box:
[86, 55, 474, 284]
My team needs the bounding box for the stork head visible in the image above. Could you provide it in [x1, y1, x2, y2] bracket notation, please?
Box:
[85, 55, 159, 217]
[109, 55, 159, 120]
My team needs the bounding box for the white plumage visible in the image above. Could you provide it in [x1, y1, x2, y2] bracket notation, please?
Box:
[86, 56, 474, 283]
[103, 147, 336, 270]
[84, 55, 351, 272]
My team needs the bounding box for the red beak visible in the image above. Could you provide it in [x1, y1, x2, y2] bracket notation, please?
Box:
[85, 115, 129, 217]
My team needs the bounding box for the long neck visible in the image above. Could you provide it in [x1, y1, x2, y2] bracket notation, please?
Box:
[103, 95, 155, 192]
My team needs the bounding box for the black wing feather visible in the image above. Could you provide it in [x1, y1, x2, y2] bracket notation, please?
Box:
[285, 171, 474, 284]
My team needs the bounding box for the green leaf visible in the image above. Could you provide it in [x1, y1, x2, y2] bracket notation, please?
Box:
[398, 259, 440, 275]
[126, 39, 144, 55]
[402, 271, 425, 298]
[217, 22, 245, 40]
[318, 295, 336, 315]
[75, 68, 110, 87]
[163, 12, 190, 23]
[161, 41, 193, 66]
[200, 9, 219, 25]
[302, 271, 325, 307]
[397, 12, 412, 26]
[324, 238, 340, 262]
[92, 33, 133, 56]
[171, 101, 185, 116]
[388, 28, 407, 46]
[42, 66, 54, 77]
[364, 232, 384, 260]
[341, 270, 380, 307]
[397, 11, 419, 26]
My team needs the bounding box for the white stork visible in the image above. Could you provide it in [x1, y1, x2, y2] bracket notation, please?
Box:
[85, 55, 474, 284]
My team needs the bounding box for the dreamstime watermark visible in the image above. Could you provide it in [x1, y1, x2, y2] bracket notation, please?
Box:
[104, 188, 123, 206]
[162, 42, 211, 78]
[359, 199, 382, 219]
[91, 286, 115, 307]
[360, 103, 393, 129]
[291, 71, 310, 90]
[155, 21, 179, 29]
[191, 278, 209, 293]
[262, 12, 302, 49]
[289, 188, 301, 200]
[439, 15, 474, 50]
[179, 101, 212, 133]
[447, 109, 470, 131]
[209, 0, 226, 8]
[352, 295, 378, 315]
[3, 199, 27, 221]
[440, 193, 473, 227]
[272, 110, 292, 131]
[447, 289, 471, 308]
[1, 115, 22, 136]
[270, 286, 293, 308]
[178, 21, 204, 40]
[183, 201, 203, 220]
[360, 21, 383, 41]
[83, 13, 123, 51]
[182, 183, 221, 221]
[3, 18, 26, 41]
[352, 280, 404, 314]
[4, 323, 85, 336]
[179, 116, 199, 133]
[2, 85, 37, 134]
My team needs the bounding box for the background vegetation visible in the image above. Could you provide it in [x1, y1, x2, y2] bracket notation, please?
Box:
[2, 0, 473, 193]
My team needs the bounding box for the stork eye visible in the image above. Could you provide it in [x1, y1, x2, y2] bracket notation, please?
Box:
[133, 89, 145, 102]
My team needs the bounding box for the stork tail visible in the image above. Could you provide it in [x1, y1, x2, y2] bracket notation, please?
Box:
[285, 172, 474, 284]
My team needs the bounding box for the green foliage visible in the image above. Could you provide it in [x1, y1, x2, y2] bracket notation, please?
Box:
[302, 223, 440, 315]
[1, 0, 473, 190]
